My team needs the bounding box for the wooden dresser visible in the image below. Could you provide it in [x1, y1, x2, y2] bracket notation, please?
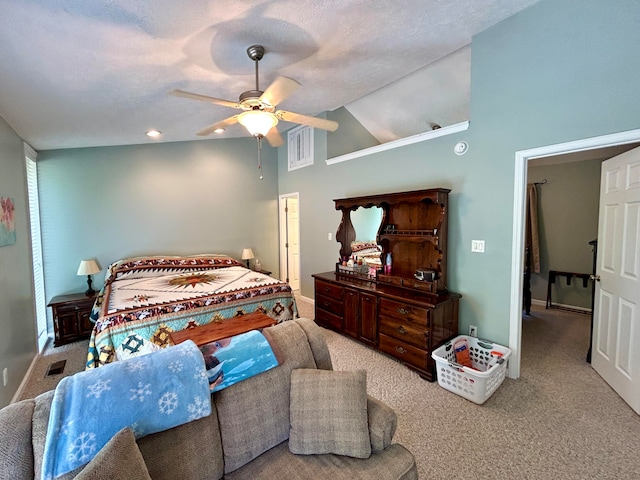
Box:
[313, 188, 460, 381]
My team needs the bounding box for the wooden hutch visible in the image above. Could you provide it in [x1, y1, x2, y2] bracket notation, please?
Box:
[313, 188, 460, 381]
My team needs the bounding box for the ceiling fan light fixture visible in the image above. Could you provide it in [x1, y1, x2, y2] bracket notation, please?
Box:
[238, 110, 277, 137]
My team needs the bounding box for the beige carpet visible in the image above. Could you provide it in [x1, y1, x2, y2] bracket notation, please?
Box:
[18, 335, 89, 401]
[17, 299, 640, 479]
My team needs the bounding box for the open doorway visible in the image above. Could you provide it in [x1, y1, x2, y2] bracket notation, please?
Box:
[509, 129, 640, 379]
[278, 193, 301, 291]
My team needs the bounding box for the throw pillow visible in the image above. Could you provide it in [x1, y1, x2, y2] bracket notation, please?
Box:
[75, 427, 151, 480]
[289, 368, 371, 458]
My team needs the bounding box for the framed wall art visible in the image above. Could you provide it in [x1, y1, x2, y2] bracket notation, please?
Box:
[0, 196, 16, 247]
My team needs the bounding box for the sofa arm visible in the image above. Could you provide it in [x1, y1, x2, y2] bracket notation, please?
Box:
[0, 399, 36, 480]
[367, 395, 397, 453]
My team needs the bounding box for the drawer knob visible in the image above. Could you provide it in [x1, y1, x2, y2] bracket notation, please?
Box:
[397, 307, 410, 315]
[396, 346, 407, 354]
[397, 326, 406, 335]
[323, 301, 331, 307]
[323, 287, 330, 292]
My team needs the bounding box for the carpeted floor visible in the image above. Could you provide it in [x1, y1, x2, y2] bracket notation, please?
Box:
[17, 299, 640, 479]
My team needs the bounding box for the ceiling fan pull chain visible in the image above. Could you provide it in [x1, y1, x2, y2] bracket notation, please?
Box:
[257, 136, 264, 180]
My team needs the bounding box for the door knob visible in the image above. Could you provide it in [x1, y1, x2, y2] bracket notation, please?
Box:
[590, 274, 601, 282]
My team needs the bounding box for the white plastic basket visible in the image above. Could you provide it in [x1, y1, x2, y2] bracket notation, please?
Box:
[431, 335, 512, 405]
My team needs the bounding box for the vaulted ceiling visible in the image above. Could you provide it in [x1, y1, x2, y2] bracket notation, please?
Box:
[0, 0, 540, 151]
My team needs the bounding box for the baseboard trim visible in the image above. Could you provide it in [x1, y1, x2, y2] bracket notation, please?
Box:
[297, 294, 314, 304]
[11, 352, 40, 404]
[530, 298, 591, 313]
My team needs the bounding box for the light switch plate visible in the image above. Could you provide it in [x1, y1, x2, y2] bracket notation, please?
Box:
[471, 240, 485, 253]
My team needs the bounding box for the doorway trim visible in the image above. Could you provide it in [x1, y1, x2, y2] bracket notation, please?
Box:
[509, 128, 640, 379]
[278, 192, 300, 288]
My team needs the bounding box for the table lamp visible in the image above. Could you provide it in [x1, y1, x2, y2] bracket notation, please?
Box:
[77, 259, 101, 296]
[241, 248, 254, 269]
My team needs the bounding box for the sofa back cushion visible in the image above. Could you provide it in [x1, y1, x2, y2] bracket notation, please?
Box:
[137, 407, 224, 480]
[296, 318, 333, 371]
[214, 320, 318, 474]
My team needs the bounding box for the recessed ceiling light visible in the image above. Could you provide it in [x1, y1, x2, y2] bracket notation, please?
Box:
[146, 130, 161, 138]
[214, 128, 225, 134]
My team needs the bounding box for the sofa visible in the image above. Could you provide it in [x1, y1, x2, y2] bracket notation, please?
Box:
[0, 318, 418, 479]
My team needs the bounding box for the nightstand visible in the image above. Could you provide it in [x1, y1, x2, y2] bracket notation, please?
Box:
[48, 293, 97, 347]
[254, 269, 272, 276]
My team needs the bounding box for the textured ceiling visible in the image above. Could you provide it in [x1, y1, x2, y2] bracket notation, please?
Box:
[0, 0, 540, 151]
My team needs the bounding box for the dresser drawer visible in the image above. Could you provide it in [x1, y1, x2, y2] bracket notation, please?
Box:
[53, 298, 95, 315]
[379, 298, 429, 327]
[379, 316, 430, 349]
[316, 293, 343, 317]
[315, 280, 344, 300]
[379, 334, 431, 372]
[315, 308, 343, 331]
[401, 278, 434, 292]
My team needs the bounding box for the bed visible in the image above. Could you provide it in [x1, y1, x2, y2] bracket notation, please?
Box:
[86, 254, 298, 369]
[351, 240, 382, 267]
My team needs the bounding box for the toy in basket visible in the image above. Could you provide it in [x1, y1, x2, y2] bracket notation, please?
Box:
[431, 335, 512, 405]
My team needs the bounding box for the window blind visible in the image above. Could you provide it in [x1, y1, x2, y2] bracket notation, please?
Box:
[25, 144, 48, 351]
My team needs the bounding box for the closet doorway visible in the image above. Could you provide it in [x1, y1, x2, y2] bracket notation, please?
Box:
[278, 193, 300, 291]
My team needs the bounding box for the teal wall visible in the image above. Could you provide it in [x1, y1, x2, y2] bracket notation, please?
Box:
[37, 138, 280, 326]
[327, 107, 380, 158]
[277, 0, 640, 346]
[0, 115, 37, 408]
[528, 160, 601, 309]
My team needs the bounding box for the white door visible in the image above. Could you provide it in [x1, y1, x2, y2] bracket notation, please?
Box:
[592, 146, 640, 414]
[279, 193, 301, 290]
[287, 198, 300, 290]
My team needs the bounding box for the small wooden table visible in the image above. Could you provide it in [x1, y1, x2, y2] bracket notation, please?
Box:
[170, 312, 277, 347]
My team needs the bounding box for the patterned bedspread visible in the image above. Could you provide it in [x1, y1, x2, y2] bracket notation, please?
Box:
[86, 254, 297, 369]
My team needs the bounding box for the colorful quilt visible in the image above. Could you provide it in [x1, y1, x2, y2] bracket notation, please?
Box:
[86, 254, 298, 369]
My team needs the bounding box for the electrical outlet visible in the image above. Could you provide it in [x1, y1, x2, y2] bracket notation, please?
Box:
[2, 368, 7, 387]
[469, 325, 478, 337]
[328, 232, 332, 241]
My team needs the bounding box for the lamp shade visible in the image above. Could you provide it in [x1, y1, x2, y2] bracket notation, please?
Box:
[241, 248, 255, 261]
[77, 259, 100, 276]
[238, 110, 278, 137]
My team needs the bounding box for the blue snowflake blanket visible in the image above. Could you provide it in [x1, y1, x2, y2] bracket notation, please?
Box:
[41, 340, 211, 479]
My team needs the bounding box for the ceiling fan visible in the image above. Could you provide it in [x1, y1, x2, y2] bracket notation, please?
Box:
[170, 45, 339, 147]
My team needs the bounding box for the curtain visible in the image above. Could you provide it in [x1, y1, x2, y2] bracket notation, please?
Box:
[526, 183, 541, 273]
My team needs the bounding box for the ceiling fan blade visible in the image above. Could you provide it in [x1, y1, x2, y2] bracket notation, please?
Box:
[260, 77, 300, 107]
[265, 127, 284, 147]
[276, 110, 339, 132]
[196, 115, 239, 136]
[170, 89, 241, 109]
